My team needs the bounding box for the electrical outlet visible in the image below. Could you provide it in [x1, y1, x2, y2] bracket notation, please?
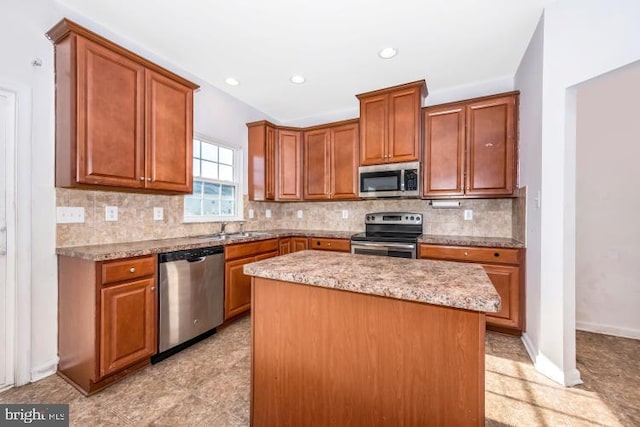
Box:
[56, 207, 85, 224]
[464, 209, 473, 221]
[265, 209, 272, 218]
[248, 209, 255, 219]
[297, 210, 303, 219]
[153, 207, 164, 221]
[105, 206, 118, 221]
[342, 210, 349, 219]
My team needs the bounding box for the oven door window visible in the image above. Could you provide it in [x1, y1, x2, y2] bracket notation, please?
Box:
[360, 171, 401, 193]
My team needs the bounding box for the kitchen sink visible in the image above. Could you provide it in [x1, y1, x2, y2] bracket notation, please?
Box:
[228, 231, 272, 238]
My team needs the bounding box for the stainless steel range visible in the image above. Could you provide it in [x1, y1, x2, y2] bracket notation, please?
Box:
[350, 212, 422, 258]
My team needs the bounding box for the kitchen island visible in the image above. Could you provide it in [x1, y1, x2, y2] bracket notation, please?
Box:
[244, 251, 500, 427]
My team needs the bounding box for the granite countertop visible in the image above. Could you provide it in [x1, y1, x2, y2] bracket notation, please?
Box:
[244, 250, 500, 313]
[55, 229, 356, 261]
[56, 229, 524, 261]
[418, 234, 525, 248]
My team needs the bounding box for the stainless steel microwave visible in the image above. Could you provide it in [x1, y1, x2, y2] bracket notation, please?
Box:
[358, 161, 420, 198]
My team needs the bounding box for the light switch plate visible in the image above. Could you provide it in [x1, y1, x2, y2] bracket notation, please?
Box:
[297, 210, 303, 219]
[342, 210, 349, 219]
[56, 207, 85, 223]
[105, 206, 118, 221]
[265, 209, 272, 218]
[153, 207, 164, 221]
[248, 209, 255, 219]
[464, 209, 473, 220]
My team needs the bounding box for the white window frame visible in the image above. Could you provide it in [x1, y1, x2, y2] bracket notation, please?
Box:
[183, 134, 244, 223]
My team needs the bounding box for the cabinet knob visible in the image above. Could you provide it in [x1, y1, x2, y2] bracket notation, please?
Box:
[146, 177, 152, 182]
[139, 177, 145, 181]
[129, 267, 136, 273]
[328, 243, 331, 247]
[464, 251, 468, 256]
[150, 286, 155, 291]
[494, 252, 500, 257]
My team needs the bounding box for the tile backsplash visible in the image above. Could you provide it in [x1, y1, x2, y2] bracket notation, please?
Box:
[56, 188, 526, 247]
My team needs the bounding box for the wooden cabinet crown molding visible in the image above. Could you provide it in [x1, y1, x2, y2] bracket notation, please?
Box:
[46, 18, 199, 90]
[355, 79, 428, 101]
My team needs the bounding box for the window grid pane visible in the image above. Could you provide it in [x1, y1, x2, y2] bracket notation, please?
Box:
[187, 137, 238, 219]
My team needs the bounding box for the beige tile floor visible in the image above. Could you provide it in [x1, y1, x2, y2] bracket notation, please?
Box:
[1, 316, 638, 426]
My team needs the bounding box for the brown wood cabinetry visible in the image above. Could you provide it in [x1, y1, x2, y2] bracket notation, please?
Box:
[303, 120, 359, 200]
[276, 129, 303, 200]
[47, 19, 197, 194]
[423, 92, 518, 198]
[419, 244, 525, 335]
[292, 237, 309, 252]
[279, 238, 292, 255]
[247, 122, 302, 201]
[357, 81, 426, 165]
[224, 239, 279, 320]
[309, 237, 351, 252]
[57, 254, 157, 395]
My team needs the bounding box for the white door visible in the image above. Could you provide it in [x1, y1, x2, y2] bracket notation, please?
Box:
[0, 89, 15, 391]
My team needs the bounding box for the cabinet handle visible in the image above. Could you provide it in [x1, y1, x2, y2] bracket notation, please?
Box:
[146, 177, 152, 182]
[129, 267, 136, 273]
[150, 286, 155, 291]
[139, 177, 145, 181]
[328, 243, 331, 247]
[464, 251, 468, 256]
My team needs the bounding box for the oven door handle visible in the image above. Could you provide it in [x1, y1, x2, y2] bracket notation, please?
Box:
[351, 241, 416, 250]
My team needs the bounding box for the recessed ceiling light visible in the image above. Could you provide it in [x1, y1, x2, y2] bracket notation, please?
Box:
[225, 77, 240, 86]
[290, 75, 306, 84]
[378, 47, 398, 59]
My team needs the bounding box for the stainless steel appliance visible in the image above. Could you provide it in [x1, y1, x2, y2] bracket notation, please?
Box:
[153, 246, 224, 363]
[351, 212, 423, 258]
[358, 161, 420, 198]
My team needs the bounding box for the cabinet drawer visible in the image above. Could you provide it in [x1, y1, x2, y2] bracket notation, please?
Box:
[419, 244, 519, 265]
[309, 238, 351, 252]
[225, 239, 279, 261]
[101, 256, 156, 285]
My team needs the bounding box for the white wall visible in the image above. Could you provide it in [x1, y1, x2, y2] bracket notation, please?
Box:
[514, 14, 544, 364]
[516, 0, 640, 385]
[3, 0, 270, 382]
[575, 61, 640, 339]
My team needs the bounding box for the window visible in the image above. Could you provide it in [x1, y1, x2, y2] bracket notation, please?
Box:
[184, 136, 242, 222]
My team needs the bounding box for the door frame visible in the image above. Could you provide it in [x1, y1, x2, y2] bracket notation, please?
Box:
[0, 82, 32, 388]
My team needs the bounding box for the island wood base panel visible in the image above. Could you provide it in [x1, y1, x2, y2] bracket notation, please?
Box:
[251, 278, 486, 427]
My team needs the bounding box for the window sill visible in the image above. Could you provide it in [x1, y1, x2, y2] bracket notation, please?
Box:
[183, 215, 244, 224]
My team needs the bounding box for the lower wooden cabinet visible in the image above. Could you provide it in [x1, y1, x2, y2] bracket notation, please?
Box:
[292, 237, 309, 252]
[418, 244, 524, 335]
[309, 237, 351, 252]
[224, 239, 279, 320]
[57, 254, 157, 395]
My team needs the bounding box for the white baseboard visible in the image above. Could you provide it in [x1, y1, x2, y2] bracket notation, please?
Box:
[576, 321, 640, 340]
[521, 333, 583, 387]
[30, 357, 59, 382]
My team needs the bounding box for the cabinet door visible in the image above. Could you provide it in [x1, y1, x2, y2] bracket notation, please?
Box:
[303, 128, 331, 200]
[423, 105, 466, 197]
[224, 256, 255, 320]
[482, 264, 521, 331]
[292, 237, 309, 252]
[359, 94, 388, 165]
[145, 69, 193, 193]
[76, 36, 145, 188]
[388, 86, 421, 163]
[331, 123, 359, 199]
[465, 95, 516, 196]
[265, 126, 276, 200]
[279, 238, 292, 255]
[100, 278, 156, 378]
[276, 130, 302, 200]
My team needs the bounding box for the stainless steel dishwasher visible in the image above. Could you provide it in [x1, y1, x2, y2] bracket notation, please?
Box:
[152, 246, 224, 363]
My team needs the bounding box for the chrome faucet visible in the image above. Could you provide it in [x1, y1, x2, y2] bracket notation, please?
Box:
[219, 222, 227, 235]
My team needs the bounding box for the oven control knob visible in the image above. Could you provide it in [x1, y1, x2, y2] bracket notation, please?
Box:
[410, 216, 415, 220]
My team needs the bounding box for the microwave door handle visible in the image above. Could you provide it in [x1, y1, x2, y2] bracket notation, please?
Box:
[400, 169, 405, 191]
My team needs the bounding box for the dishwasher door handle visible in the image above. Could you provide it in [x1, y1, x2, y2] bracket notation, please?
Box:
[186, 256, 206, 263]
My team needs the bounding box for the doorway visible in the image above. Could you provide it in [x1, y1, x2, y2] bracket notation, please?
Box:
[0, 87, 17, 391]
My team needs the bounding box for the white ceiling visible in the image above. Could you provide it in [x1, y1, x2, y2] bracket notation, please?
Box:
[54, 0, 553, 125]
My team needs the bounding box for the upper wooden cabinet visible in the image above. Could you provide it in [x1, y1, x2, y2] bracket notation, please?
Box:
[357, 81, 427, 166]
[47, 19, 198, 194]
[303, 120, 359, 200]
[247, 123, 302, 201]
[423, 92, 518, 198]
[247, 121, 276, 201]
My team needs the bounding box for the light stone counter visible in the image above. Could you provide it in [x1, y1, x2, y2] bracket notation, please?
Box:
[244, 250, 500, 313]
[418, 234, 524, 248]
